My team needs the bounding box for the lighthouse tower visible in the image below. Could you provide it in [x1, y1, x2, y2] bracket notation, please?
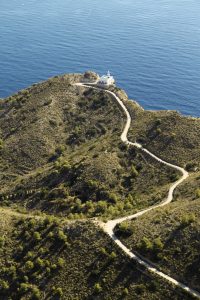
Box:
[97, 71, 115, 87]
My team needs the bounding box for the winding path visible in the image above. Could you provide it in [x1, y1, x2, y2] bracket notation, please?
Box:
[75, 82, 200, 299]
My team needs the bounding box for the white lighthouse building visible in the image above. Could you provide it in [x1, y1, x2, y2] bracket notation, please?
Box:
[97, 71, 115, 87]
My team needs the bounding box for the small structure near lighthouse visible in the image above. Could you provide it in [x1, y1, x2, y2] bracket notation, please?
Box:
[97, 71, 115, 87]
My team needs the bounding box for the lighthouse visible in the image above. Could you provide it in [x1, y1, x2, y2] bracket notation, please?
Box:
[97, 71, 115, 87]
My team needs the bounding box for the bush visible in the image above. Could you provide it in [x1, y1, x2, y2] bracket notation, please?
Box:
[108, 192, 118, 204]
[100, 247, 108, 256]
[25, 260, 34, 271]
[27, 251, 34, 258]
[180, 213, 196, 227]
[51, 263, 57, 270]
[131, 165, 138, 178]
[115, 222, 133, 237]
[156, 128, 162, 134]
[123, 287, 129, 296]
[110, 251, 117, 260]
[155, 119, 161, 126]
[138, 237, 153, 252]
[185, 162, 197, 172]
[35, 257, 44, 268]
[94, 283, 102, 293]
[33, 231, 41, 241]
[0, 139, 4, 150]
[0, 236, 5, 247]
[57, 230, 67, 242]
[31, 286, 41, 299]
[52, 287, 63, 297]
[153, 237, 164, 252]
[19, 282, 30, 293]
[57, 257, 65, 268]
[0, 280, 9, 290]
[195, 188, 200, 198]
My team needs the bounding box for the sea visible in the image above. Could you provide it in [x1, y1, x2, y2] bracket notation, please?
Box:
[0, 0, 200, 116]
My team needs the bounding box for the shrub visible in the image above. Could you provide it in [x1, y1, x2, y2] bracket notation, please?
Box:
[28, 219, 36, 227]
[0, 139, 3, 150]
[52, 287, 63, 297]
[115, 222, 133, 237]
[180, 213, 196, 227]
[47, 231, 54, 239]
[44, 216, 54, 225]
[35, 257, 44, 268]
[100, 247, 108, 256]
[131, 165, 138, 178]
[0, 236, 5, 247]
[153, 237, 164, 252]
[57, 230, 67, 242]
[31, 286, 41, 299]
[33, 231, 41, 241]
[23, 275, 29, 282]
[135, 284, 146, 294]
[19, 282, 30, 293]
[25, 260, 34, 271]
[27, 251, 34, 258]
[108, 192, 118, 204]
[185, 162, 197, 172]
[51, 263, 57, 270]
[195, 188, 200, 199]
[110, 251, 117, 260]
[55, 145, 65, 156]
[138, 237, 153, 252]
[156, 128, 162, 134]
[0, 280, 9, 290]
[39, 247, 45, 255]
[57, 257, 65, 268]
[94, 283, 102, 293]
[155, 119, 161, 126]
[95, 201, 107, 214]
[123, 287, 129, 295]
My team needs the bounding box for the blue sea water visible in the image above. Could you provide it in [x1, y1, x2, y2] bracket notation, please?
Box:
[0, 0, 200, 116]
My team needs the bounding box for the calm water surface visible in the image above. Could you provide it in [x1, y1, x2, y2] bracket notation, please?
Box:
[0, 0, 200, 116]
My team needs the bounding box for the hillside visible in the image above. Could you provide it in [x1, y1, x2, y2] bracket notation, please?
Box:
[0, 72, 180, 220]
[0, 72, 200, 299]
[115, 198, 200, 292]
[0, 210, 195, 300]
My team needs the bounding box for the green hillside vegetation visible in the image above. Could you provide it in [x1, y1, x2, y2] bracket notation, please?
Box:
[120, 93, 200, 168]
[0, 210, 195, 300]
[115, 199, 200, 292]
[0, 72, 200, 299]
[0, 73, 179, 220]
